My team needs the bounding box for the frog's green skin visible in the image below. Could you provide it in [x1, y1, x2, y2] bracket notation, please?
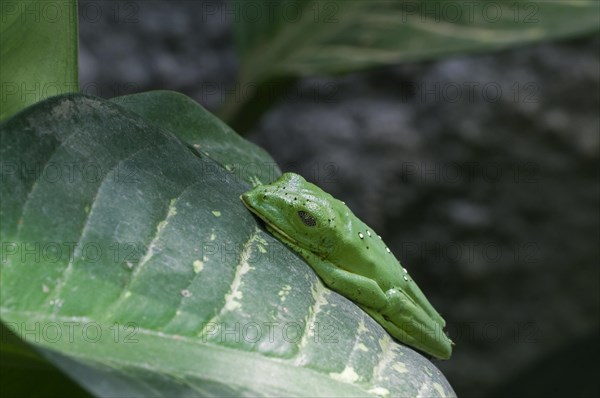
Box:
[241, 173, 453, 359]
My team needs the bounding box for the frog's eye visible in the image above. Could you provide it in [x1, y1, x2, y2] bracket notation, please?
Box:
[297, 210, 317, 227]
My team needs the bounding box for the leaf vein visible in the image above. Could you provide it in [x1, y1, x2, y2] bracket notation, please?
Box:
[15, 126, 96, 237]
[100, 186, 191, 321]
[196, 228, 260, 336]
[43, 146, 151, 313]
[294, 281, 329, 365]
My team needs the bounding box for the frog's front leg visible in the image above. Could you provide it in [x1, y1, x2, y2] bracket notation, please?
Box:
[296, 248, 389, 311]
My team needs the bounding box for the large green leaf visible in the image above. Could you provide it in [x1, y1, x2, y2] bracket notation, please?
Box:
[222, 0, 600, 127]
[111, 91, 281, 186]
[0, 93, 455, 397]
[0, 0, 79, 121]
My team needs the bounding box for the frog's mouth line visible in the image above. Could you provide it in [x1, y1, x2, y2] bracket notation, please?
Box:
[240, 195, 299, 245]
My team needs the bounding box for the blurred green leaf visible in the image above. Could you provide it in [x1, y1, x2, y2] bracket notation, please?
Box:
[0, 0, 78, 121]
[235, 0, 599, 76]
[0, 323, 92, 398]
[1, 93, 455, 397]
[222, 0, 600, 128]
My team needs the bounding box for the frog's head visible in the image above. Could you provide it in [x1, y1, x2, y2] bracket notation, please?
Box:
[241, 173, 343, 257]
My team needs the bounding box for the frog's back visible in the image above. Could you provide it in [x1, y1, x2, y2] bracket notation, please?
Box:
[332, 207, 446, 327]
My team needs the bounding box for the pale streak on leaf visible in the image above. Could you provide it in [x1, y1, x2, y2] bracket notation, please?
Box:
[347, 316, 372, 358]
[294, 282, 330, 365]
[372, 335, 394, 383]
[198, 228, 260, 335]
[221, 231, 257, 311]
[101, 196, 181, 320]
[433, 382, 448, 398]
[367, 386, 390, 397]
[329, 365, 360, 384]
[416, 381, 434, 398]
[393, 363, 408, 374]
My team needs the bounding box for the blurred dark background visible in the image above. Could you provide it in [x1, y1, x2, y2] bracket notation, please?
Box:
[78, 1, 599, 397]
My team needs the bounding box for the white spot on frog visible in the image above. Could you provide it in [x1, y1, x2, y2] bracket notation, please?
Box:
[225, 164, 233, 172]
[357, 343, 369, 352]
[258, 244, 267, 253]
[211, 210, 221, 217]
[124, 291, 132, 299]
[193, 260, 204, 273]
[210, 233, 216, 241]
[42, 284, 49, 293]
[329, 366, 359, 383]
[181, 289, 192, 298]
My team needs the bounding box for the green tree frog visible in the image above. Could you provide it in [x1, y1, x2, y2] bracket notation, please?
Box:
[241, 173, 453, 359]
